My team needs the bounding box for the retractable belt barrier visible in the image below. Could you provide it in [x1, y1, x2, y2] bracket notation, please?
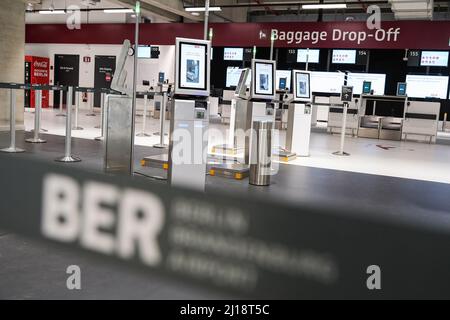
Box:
[1, 154, 450, 299]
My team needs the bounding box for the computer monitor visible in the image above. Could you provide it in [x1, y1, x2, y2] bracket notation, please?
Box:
[293, 70, 312, 102]
[397, 82, 407, 96]
[362, 81, 372, 94]
[251, 59, 276, 100]
[175, 37, 211, 97]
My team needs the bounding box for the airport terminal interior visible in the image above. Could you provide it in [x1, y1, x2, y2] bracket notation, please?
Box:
[0, 0, 450, 300]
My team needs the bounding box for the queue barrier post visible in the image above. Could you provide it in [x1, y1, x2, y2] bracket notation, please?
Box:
[153, 91, 168, 148]
[95, 92, 107, 141]
[86, 91, 96, 116]
[72, 90, 83, 130]
[136, 93, 151, 137]
[25, 89, 46, 144]
[55, 86, 81, 163]
[56, 88, 66, 117]
[0, 89, 25, 153]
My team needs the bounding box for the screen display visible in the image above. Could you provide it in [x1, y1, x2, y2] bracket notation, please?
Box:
[332, 49, 357, 64]
[254, 62, 274, 96]
[397, 83, 407, 96]
[347, 73, 386, 95]
[310, 71, 345, 94]
[420, 51, 449, 67]
[226, 67, 243, 88]
[405, 75, 449, 99]
[137, 46, 151, 59]
[276, 70, 292, 91]
[224, 48, 244, 61]
[362, 81, 372, 94]
[297, 49, 320, 63]
[295, 72, 311, 100]
[179, 42, 207, 90]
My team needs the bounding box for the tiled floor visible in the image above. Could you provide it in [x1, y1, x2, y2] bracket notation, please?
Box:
[25, 108, 450, 184]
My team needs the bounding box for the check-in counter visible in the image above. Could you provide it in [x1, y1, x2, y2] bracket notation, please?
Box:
[402, 101, 440, 144]
[359, 115, 382, 139]
[380, 117, 403, 141]
[327, 96, 360, 136]
[311, 96, 331, 126]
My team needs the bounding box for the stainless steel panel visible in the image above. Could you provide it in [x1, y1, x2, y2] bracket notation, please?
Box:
[104, 95, 133, 175]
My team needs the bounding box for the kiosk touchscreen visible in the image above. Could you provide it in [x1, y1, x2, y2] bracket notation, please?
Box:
[169, 37, 211, 191]
[293, 70, 312, 102]
[397, 82, 407, 96]
[283, 70, 313, 159]
[251, 59, 276, 100]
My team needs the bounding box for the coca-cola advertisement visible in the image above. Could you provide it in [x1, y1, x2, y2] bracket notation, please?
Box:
[24, 56, 50, 108]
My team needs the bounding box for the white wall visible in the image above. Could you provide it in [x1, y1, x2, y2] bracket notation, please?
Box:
[25, 43, 175, 109]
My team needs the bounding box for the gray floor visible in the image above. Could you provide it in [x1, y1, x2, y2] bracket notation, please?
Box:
[1, 131, 450, 299]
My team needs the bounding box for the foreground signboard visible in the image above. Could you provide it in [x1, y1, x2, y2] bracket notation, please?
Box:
[1, 154, 450, 298]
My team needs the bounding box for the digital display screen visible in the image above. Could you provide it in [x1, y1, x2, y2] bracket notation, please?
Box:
[346, 73, 386, 95]
[332, 49, 357, 64]
[297, 49, 320, 63]
[179, 42, 207, 90]
[397, 82, 407, 96]
[254, 62, 274, 96]
[406, 75, 449, 99]
[276, 70, 292, 91]
[310, 71, 345, 94]
[235, 69, 249, 96]
[137, 45, 151, 59]
[225, 67, 243, 88]
[294, 71, 311, 101]
[362, 81, 372, 94]
[420, 51, 449, 67]
[224, 48, 244, 61]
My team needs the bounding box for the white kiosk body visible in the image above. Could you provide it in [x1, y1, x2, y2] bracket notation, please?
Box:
[244, 59, 277, 164]
[285, 70, 313, 157]
[168, 37, 211, 191]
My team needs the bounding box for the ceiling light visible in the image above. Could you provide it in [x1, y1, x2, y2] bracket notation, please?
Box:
[185, 7, 222, 12]
[38, 10, 66, 14]
[191, 12, 200, 16]
[302, 4, 347, 9]
[103, 9, 134, 13]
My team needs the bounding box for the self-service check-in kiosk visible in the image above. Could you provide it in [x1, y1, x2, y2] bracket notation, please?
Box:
[278, 70, 312, 161]
[167, 37, 211, 191]
[209, 59, 276, 180]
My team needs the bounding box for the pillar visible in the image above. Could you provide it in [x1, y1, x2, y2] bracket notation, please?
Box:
[0, 0, 25, 131]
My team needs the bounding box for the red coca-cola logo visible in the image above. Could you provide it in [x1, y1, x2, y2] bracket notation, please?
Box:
[34, 60, 48, 69]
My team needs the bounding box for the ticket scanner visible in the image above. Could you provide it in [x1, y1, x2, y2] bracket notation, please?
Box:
[167, 38, 211, 191]
[279, 70, 313, 160]
[209, 59, 276, 180]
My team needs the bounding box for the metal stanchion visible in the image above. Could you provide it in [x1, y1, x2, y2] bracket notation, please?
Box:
[72, 90, 83, 130]
[56, 86, 81, 162]
[1, 89, 25, 153]
[136, 94, 151, 137]
[95, 93, 108, 141]
[86, 91, 96, 116]
[95, 92, 103, 129]
[153, 92, 168, 148]
[26, 90, 46, 144]
[56, 89, 66, 116]
[443, 113, 448, 132]
[333, 102, 350, 156]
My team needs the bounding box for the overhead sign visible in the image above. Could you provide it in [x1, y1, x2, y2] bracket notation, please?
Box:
[341, 85, 353, 102]
[26, 21, 450, 49]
